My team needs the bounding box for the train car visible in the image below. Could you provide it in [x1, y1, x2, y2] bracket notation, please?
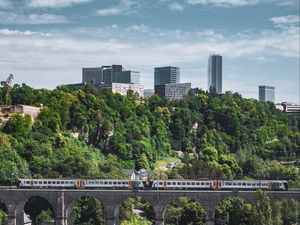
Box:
[152, 180, 217, 190]
[84, 179, 144, 190]
[218, 180, 288, 191]
[19, 179, 80, 189]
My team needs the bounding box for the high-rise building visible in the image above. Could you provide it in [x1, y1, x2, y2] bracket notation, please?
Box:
[82, 68, 103, 85]
[154, 66, 180, 86]
[114, 70, 140, 84]
[82, 65, 140, 85]
[259, 85, 275, 103]
[208, 54, 222, 94]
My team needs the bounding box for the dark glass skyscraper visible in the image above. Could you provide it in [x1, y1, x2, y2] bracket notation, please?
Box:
[208, 54, 222, 94]
[154, 66, 180, 86]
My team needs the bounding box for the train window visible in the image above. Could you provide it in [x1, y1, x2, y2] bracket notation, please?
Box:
[191, 182, 195, 185]
[34, 181, 37, 184]
[172, 182, 176, 185]
[26, 181, 30, 184]
[113, 182, 117, 185]
[66, 181, 69, 184]
[100, 181, 103, 184]
[109, 182, 112, 185]
[95, 181, 99, 184]
[182, 182, 186, 185]
[206, 182, 209, 185]
[252, 183, 256, 186]
[118, 182, 121, 185]
[247, 183, 251, 186]
[57, 181, 61, 184]
[122, 182, 126, 185]
[238, 183, 241, 185]
[178, 182, 181, 185]
[39, 181, 42, 184]
[242, 183, 246, 186]
[159, 182, 163, 185]
[104, 182, 108, 184]
[167, 182, 171, 185]
[187, 182, 190, 185]
[200, 182, 204, 185]
[48, 181, 51, 184]
[43, 181, 47, 184]
[70, 181, 74, 184]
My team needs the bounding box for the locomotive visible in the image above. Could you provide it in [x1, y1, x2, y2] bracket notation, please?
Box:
[18, 179, 288, 191]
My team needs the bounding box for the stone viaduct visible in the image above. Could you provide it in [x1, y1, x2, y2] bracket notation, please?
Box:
[0, 189, 299, 225]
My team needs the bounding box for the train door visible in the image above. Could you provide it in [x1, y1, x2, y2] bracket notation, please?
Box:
[164, 181, 167, 190]
[75, 180, 81, 189]
[216, 181, 221, 190]
[30, 180, 34, 188]
[128, 181, 132, 189]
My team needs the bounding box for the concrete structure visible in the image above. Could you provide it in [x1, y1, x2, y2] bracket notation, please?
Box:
[276, 102, 300, 116]
[0, 189, 299, 225]
[154, 66, 180, 86]
[155, 83, 191, 100]
[208, 55, 222, 94]
[0, 105, 41, 125]
[259, 85, 275, 103]
[82, 65, 140, 86]
[112, 83, 144, 98]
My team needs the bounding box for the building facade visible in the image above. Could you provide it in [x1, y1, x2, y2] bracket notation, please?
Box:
[208, 54, 222, 94]
[155, 83, 191, 100]
[111, 83, 144, 98]
[114, 70, 140, 84]
[154, 66, 180, 86]
[82, 68, 103, 85]
[82, 65, 140, 86]
[259, 85, 275, 103]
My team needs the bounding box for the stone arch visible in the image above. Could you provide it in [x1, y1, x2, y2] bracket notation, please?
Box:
[0, 200, 7, 213]
[65, 195, 105, 225]
[214, 196, 254, 225]
[116, 195, 156, 225]
[163, 197, 206, 225]
[19, 195, 56, 225]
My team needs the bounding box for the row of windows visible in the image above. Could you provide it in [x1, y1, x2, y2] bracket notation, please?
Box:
[158, 182, 212, 186]
[26, 181, 76, 185]
[88, 181, 128, 185]
[224, 182, 269, 186]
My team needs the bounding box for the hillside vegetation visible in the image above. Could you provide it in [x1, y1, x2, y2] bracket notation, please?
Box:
[0, 83, 299, 185]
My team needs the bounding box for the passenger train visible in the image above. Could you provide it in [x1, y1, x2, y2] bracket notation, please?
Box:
[18, 179, 288, 191]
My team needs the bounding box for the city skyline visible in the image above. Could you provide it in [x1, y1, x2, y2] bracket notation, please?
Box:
[0, 0, 299, 103]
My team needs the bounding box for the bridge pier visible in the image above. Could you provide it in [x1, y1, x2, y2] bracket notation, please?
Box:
[7, 215, 16, 225]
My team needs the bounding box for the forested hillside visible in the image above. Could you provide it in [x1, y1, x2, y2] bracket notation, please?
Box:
[0, 83, 299, 186]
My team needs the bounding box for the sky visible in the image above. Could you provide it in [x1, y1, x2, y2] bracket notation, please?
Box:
[0, 0, 299, 103]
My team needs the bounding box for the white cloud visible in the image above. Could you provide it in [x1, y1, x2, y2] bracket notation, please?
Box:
[96, 0, 136, 16]
[27, 0, 91, 8]
[169, 2, 184, 11]
[0, 12, 70, 24]
[0, 0, 12, 8]
[186, 0, 259, 7]
[270, 15, 300, 27]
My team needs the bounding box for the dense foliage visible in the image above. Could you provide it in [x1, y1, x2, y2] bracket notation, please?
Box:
[215, 190, 300, 225]
[165, 197, 206, 225]
[0, 83, 299, 184]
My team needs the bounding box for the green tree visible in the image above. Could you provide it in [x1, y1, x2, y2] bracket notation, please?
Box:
[253, 190, 272, 225]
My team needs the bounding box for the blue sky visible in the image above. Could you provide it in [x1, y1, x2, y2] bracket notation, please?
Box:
[0, 0, 299, 103]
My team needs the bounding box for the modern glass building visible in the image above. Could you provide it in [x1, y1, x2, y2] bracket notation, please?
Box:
[154, 66, 180, 86]
[259, 85, 275, 103]
[208, 54, 222, 94]
[82, 65, 140, 85]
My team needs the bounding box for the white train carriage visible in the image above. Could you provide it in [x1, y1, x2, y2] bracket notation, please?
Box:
[219, 180, 287, 191]
[19, 179, 80, 188]
[152, 180, 217, 190]
[83, 179, 144, 189]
